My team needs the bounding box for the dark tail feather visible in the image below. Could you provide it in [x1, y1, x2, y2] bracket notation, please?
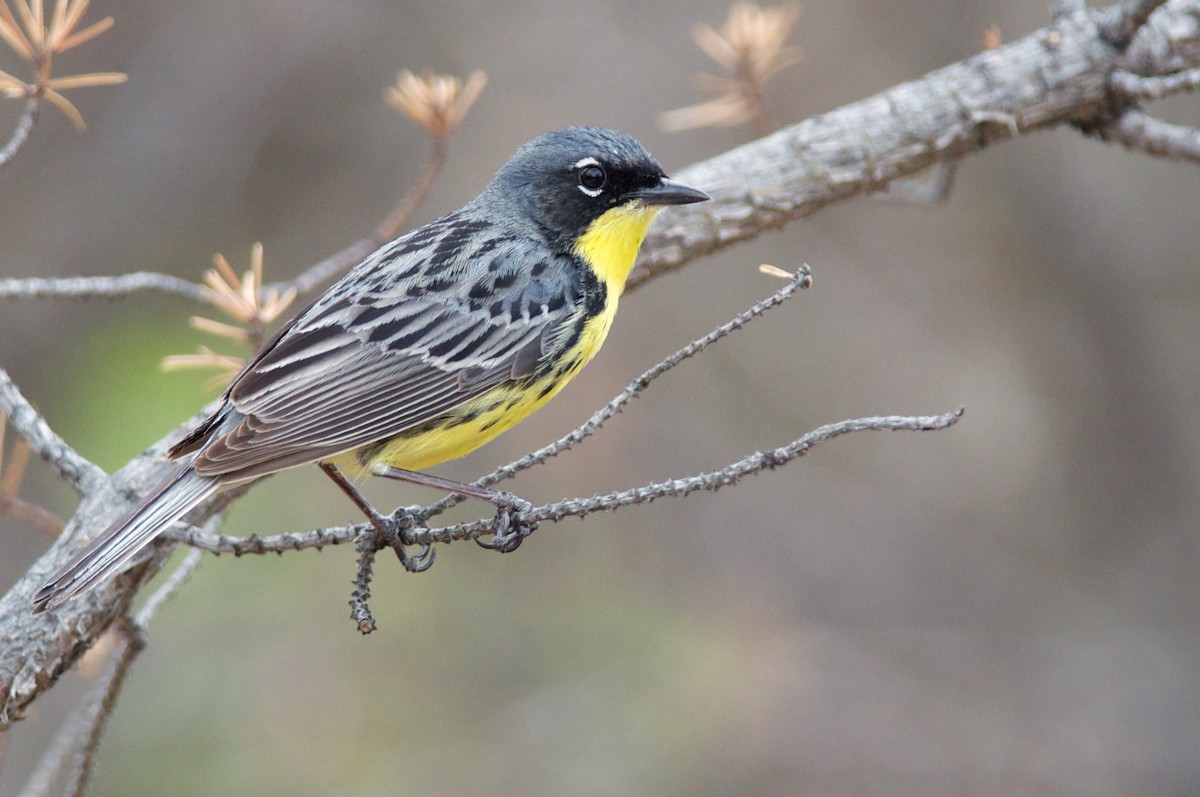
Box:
[32, 466, 218, 614]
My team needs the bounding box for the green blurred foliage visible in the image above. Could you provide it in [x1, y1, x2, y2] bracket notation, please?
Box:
[38, 308, 215, 472]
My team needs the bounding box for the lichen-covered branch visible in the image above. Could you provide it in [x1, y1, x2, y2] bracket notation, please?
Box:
[631, 0, 1200, 289]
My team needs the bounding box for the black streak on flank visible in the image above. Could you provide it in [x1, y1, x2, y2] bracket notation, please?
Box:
[445, 407, 484, 428]
[582, 270, 607, 317]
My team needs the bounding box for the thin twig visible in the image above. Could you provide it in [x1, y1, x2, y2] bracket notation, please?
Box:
[1095, 108, 1200, 162]
[265, 237, 377, 303]
[409, 410, 966, 545]
[16, 671, 90, 797]
[164, 518, 343, 556]
[0, 367, 104, 493]
[57, 621, 143, 797]
[349, 540, 378, 634]
[0, 92, 39, 170]
[175, 409, 962, 558]
[133, 548, 204, 627]
[14, 629, 134, 797]
[0, 272, 207, 302]
[1112, 66, 1200, 100]
[1, 420, 66, 534]
[173, 524, 350, 554]
[2, 102, 454, 306]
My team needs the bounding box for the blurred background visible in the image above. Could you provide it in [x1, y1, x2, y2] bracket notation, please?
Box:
[2, 1, 1199, 795]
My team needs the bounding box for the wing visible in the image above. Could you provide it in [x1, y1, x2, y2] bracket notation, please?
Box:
[181, 212, 587, 482]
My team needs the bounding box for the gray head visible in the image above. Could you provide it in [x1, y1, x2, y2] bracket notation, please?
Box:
[480, 127, 708, 249]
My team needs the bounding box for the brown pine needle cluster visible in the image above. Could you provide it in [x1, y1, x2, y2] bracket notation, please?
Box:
[162, 244, 297, 389]
[0, 0, 126, 129]
[385, 69, 487, 140]
[660, 2, 801, 136]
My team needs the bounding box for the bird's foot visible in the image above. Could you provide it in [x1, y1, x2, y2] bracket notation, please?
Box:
[375, 505, 436, 573]
[476, 493, 536, 553]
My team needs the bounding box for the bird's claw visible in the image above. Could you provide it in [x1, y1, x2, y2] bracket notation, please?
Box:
[381, 506, 436, 573]
[402, 542, 436, 572]
[476, 494, 536, 553]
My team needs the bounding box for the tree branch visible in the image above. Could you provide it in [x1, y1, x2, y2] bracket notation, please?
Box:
[0, 368, 104, 494]
[175, 409, 963, 633]
[629, 0, 1200, 290]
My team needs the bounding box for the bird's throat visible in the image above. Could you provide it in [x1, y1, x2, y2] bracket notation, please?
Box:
[572, 203, 662, 299]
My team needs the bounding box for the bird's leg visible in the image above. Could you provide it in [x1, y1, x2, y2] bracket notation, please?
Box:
[319, 463, 434, 572]
[368, 464, 536, 553]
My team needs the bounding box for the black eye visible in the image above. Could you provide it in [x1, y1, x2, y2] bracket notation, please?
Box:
[578, 164, 606, 192]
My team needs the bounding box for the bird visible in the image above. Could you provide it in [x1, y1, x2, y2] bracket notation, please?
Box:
[33, 126, 709, 614]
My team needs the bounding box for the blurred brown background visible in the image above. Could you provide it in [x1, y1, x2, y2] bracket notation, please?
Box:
[2, 1, 1199, 795]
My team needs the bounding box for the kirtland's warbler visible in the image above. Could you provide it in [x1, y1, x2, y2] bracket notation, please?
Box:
[34, 127, 708, 613]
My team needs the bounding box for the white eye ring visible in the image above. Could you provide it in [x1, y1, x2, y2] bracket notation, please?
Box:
[574, 157, 605, 197]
